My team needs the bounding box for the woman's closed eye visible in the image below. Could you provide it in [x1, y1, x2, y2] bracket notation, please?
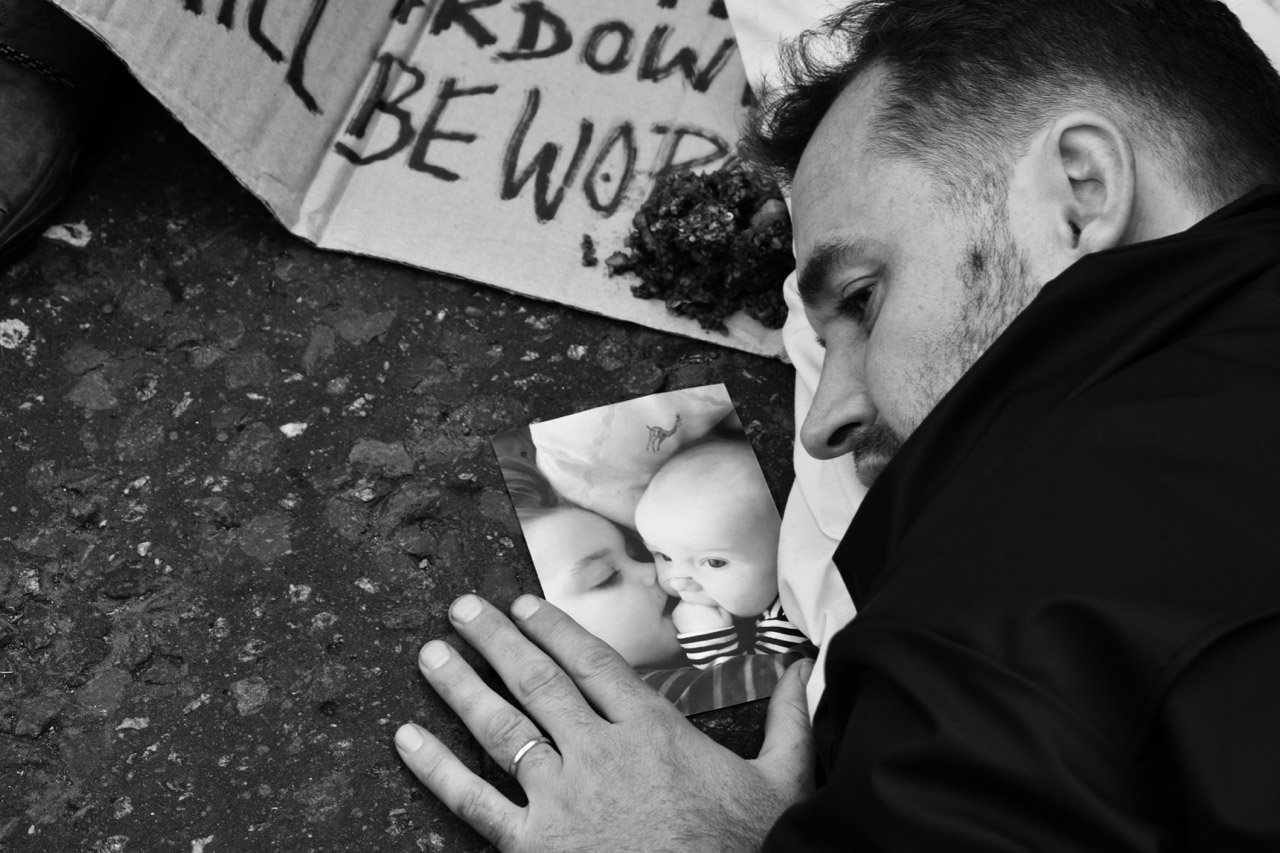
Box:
[592, 568, 621, 590]
[652, 551, 671, 562]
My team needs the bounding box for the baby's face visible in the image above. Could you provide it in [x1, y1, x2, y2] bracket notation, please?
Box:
[635, 489, 779, 618]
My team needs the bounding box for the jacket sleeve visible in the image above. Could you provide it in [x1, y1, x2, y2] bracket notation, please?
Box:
[1146, 611, 1280, 851]
[763, 628, 1176, 852]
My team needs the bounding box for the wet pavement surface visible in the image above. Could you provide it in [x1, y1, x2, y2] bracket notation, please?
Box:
[0, 65, 797, 851]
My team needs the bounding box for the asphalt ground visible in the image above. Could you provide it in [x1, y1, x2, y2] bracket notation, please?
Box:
[0, 59, 798, 852]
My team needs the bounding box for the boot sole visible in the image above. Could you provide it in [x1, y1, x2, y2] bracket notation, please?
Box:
[0, 142, 79, 269]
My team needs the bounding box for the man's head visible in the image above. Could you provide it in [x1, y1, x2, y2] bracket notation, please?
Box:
[743, 0, 1280, 484]
[634, 440, 781, 618]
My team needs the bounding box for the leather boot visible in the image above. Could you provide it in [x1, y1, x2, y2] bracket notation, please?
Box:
[0, 0, 109, 266]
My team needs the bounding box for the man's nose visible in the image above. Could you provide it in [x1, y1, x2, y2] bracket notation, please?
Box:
[800, 347, 877, 460]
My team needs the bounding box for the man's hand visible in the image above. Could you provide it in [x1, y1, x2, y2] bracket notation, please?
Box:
[672, 598, 735, 634]
[395, 594, 815, 853]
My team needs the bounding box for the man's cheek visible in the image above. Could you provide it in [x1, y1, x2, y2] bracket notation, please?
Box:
[865, 348, 908, 431]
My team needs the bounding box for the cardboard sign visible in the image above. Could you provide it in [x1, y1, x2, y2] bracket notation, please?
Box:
[56, 0, 785, 357]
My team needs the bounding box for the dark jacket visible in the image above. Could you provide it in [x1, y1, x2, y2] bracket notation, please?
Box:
[766, 187, 1280, 851]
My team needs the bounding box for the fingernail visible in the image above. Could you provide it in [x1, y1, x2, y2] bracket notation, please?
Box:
[511, 595, 542, 620]
[420, 640, 450, 669]
[451, 594, 482, 622]
[798, 658, 815, 684]
[395, 724, 424, 753]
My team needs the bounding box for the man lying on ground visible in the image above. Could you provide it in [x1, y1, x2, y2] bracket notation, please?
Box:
[392, 0, 1280, 849]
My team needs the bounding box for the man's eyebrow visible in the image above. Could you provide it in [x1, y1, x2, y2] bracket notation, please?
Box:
[572, 548, 611, 573]
[798, 240, 870, 307]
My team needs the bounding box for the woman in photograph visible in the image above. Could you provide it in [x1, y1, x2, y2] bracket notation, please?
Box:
[497, 432, 807, 715]
[500, 451, 686, 671]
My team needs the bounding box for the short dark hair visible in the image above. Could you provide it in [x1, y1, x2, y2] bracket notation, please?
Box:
[742, 0, 1280, 208]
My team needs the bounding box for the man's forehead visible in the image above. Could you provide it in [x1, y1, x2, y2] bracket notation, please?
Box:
[792, 63, 888, 193]
[790, 66, 893, 282]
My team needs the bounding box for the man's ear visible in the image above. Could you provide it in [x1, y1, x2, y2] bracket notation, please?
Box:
[1046, 111, 1136, 255]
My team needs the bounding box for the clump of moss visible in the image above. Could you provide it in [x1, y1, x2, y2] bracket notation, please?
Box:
[606, 160, 792, 333]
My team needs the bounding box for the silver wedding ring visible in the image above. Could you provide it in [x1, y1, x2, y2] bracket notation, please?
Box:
[508, 736, 554, 776]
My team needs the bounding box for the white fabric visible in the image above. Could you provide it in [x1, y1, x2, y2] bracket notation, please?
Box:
[725, 0, 864, 718]
[724, 0, 1280, 720]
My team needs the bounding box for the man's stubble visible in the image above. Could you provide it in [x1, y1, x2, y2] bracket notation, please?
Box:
[852, 201, 1039, 486]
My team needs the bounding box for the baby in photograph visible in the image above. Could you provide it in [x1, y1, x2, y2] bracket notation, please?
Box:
[634, 439, 808, 668]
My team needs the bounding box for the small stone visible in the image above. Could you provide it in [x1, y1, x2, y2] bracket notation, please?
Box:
[224, 423, 280, 474]
[76, 668, 131, 716]
[394, 355, 452, 393]
[301, 325, 336, 376]
[409, 434, 485, 468]
[392, 527, 437, 557]
[447, 394, 528, 436]
[14, 692, 68, 738]
[91, 834, 129, 853]
[121, 280, 174, 322]
[115, 416, 166, 463]
[619, 360, 666, 396]
[305, 465, 352, 494]
[225, 351, 275, 389]
[212, 316, 246, 350]
[111, 623, 156, 673]
[137, 652, 185, 685]
[113, 796, 134, 819]
[324, 499, 369, 542]
[328, 307, 396, 344]
[188, 345, 226, 369]
[230, 677, 270, 716]
[434, 528, 466, 569]
[377, 483, 441, 536]
[595, 331, 630, 371]
[195, 496, 236, 527]
[239, 513, 292, 562]
[211, 405, 251, 431]
[380, 605, 433, 632]
[348, 439, 414, 479]
[67, 370, 119, 411]
[25, 459, 58, 492]
[668, 359, 715, 389]
[237, 639, 269, 663]
[294, 772, 353, 823]
[63, 342, 111, 375]
[163, 322, 206, 351]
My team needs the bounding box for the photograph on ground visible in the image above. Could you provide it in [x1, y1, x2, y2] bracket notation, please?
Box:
[493, 384, 814, 715]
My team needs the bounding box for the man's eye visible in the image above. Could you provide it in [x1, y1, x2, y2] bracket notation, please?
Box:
[593, 569, 621, 590]
[702, 558, 729, 569]
[835, 282, 877, 324]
